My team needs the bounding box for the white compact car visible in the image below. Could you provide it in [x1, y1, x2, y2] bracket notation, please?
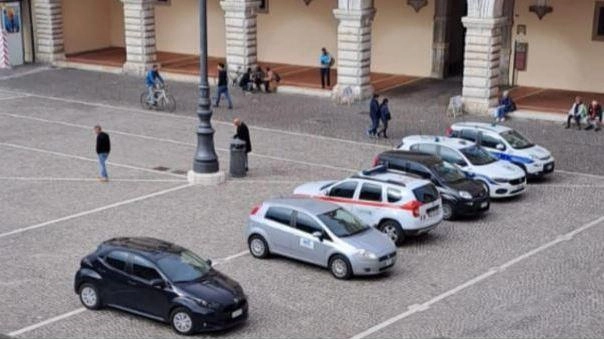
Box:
[398, 136, 527, 199]
[293, 167, 443, 245]
[446, 122, 555, 178]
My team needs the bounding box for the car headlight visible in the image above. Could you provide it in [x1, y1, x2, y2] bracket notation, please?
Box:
[492, 178, 509, 183]
[529, 154, 538, 160]
[192, 297, 221, 310]
[355, 249, 378, 260]
[459, 191, 473, 199]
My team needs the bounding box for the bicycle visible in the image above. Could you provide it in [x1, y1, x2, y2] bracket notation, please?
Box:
[140, 84, 176, 112]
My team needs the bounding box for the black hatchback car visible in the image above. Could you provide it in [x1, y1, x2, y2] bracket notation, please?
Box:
[373, 151, 489, 220]
[74, 237, 248, 335]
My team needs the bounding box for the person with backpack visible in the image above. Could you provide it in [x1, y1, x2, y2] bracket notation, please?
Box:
[319, 47, 334, 89]
[377, 98, 391, 139]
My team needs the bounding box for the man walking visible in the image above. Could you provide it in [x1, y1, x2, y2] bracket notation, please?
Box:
[319, 47, 333, 89]
[215, 63, 233, 109]
[233, 118, 252, 171]
[377, 98, 391, 138]
[367, 93, 380, 137]
[94, 125, 110, 182]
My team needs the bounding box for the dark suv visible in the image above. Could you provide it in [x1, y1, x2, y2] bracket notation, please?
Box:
[373, 151, 489, 220]
[74, 237, 248, 335]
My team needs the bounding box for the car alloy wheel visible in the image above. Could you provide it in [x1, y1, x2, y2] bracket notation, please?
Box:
[79, 283, 101, 310]
[329, 255, 352, 280]
[249, 235, 269, 258]
[442, 203, 454, 220]
[380, 220, 404, 245]
[171, 308, 194, 335]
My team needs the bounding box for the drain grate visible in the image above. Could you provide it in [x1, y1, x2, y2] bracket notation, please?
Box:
[152, 166, 170, 172]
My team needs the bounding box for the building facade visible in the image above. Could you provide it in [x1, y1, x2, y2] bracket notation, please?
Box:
[28, 0, 604, 113]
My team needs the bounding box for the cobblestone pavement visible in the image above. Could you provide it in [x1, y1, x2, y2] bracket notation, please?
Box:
[0, 66, 603, 338]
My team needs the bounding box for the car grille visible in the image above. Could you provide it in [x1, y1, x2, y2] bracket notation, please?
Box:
[509, 177, 525, 186]
[379, 263, 395, 272]
[378, 252, 396, 262]
[220, 298, 247, 313]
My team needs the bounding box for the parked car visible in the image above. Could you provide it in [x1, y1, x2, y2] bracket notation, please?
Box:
[446, 122, 555, 179]
[398, 135, 527, 199]
[246, 197, 397, 279]
[373, 150, 489, 220]
[293, 167, 442, 245]
[74, 237, 248, 335]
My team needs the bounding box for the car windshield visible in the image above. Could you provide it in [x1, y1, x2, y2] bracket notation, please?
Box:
[320, 181, 336, 190]
[431, 161, 467, 183]
[318, 208, 369, 237]
[500, 130, 534, 149]
[460, 146, 497, 166]
[156, 250, 212, 283]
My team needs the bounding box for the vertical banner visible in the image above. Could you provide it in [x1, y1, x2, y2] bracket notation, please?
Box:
[0, 28, 9, 68]
[0, 2, 23, 66]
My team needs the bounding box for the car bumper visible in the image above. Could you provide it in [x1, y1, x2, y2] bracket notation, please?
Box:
[490, 183, 526, 198]
[526, 161, 555, 178]
[351, 253, 397, 276]
[452, 197, 490, 216]
[192, 302, 249, 332]
[403, 222, 439, 236]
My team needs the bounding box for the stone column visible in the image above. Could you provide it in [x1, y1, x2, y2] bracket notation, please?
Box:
[220, 0, 260, 80]
[499, 0, 515, 87]
[122, 0, 157, 75]
[33, 0, 65, 63]
[332, 0, 375, 103]
[431, 0, 449, 79]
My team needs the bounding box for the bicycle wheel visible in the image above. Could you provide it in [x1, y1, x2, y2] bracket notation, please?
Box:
[164, 94, 176, 112]
[140, 92, 152, 110]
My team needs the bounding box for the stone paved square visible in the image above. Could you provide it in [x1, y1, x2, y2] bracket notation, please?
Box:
[1, 68, 603, 338]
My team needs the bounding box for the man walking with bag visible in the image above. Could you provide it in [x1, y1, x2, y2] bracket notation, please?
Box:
[94, 125, 110, 182]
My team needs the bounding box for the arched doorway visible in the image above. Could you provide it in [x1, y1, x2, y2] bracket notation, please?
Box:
[431, 0, 467, 79]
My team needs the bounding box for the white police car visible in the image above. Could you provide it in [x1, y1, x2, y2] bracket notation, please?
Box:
[446, 122, 555, 178]
[293, 167, 443, 245]
[398, 136, 527, 199]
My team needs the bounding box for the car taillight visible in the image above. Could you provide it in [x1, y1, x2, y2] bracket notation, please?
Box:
[372, 156, 380, 167]
[250, 205, 261, 215]
[445, 127, 453, 137]
[401, 200, 422, 218]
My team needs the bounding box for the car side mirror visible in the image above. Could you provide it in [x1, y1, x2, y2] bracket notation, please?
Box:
[496, 143, 505, 151]
[206, 259, 213, 267]
[312, 231, 324, 241]
[150, 279, 166, 289]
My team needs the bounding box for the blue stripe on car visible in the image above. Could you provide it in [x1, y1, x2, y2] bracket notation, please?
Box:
[491, 151, 533, 165]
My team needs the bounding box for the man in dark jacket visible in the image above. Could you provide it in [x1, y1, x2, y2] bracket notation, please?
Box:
[367, 93, 380, 137]
[215, 63, 233, 109]
[233, 118, 251, 171]
[94, 125, 110, 182]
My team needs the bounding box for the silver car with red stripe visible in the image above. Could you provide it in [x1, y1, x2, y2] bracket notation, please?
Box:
[293, 167, 443, 245]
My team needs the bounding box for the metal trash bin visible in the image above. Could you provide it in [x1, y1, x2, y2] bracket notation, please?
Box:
[230, 138, 247, 178]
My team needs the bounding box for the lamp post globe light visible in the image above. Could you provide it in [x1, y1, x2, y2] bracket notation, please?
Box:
[187, 0, 226, 185]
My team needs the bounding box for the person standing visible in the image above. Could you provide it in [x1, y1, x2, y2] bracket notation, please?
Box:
[566, 96, 586, 130]
[233, 118, 252, 171]
[377, 98, 391, 138]
[263, 67, 276, 93]
[367, 94, 380, 137]
[215, 63, 233, 109]
[319, 48, 333, 89]
[145, 64, 164, 106]
[94, 125, 110, 182]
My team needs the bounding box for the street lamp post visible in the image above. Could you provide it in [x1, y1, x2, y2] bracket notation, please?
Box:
[188, 0, 225, 184]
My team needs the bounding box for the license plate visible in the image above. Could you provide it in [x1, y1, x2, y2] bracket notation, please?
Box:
[385, 258, 393, 266]
[232, 309, 243, 318]
[480, 201, 488, 208]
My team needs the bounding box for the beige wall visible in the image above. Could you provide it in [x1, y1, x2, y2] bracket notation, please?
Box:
[372, 0, 433, 76]
[155, 0, 225, 57]
[110, 0, 125, 47]
[513, 0, 604, 92]
[257, 0, 338, 67]
[62, 0, 111, 54]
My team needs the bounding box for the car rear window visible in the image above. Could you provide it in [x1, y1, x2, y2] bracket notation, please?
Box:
[359, 183, 382, 202]
[265, 207, 292, 226]
[412, 184, 439, 203]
